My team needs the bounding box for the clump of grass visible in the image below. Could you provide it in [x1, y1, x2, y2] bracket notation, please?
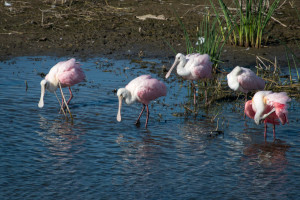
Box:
[256, 55, 300, 98]
[209, 0, 281, 48]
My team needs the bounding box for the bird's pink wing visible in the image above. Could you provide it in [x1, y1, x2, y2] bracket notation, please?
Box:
[57, 58, 86, 87]
[137, 78, 167, 105]
[186, 54, 212, 79]
[266, 92, 291, 125]
[125, 75, 151, 92]
[237, 68, 265, 92]
[244, 100, 255, 119]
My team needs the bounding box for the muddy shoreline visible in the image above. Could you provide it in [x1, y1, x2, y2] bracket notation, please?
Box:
[0, 0, 299, 66]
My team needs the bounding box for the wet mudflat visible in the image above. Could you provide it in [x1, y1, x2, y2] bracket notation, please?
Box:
[0, 57, 299, 199]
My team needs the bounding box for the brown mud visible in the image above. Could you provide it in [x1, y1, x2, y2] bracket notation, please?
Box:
[0, 0, 299, 66]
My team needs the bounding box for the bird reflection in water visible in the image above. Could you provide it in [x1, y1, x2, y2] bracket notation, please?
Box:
[242, 139, 290, 171]
[36, 115, 85, 158]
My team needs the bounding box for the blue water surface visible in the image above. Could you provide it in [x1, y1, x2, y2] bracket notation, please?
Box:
[0, 57, 299, 199]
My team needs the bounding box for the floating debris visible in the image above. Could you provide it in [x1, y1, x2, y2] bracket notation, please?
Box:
[25, 80, 28, 91]
[136, 14, 166, 21]
[4, 1, 12, 7]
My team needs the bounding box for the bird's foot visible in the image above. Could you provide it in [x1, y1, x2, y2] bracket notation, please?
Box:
[135, 120, 141, 127]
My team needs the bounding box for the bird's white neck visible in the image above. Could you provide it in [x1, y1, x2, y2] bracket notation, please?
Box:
[47, 81, 58, 93]
[46, 73, 61, 92]
[176, 59, 190, 77]
[252, 91, 270, 125]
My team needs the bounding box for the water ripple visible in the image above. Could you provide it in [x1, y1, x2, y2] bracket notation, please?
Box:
[0, 57, 299, 199]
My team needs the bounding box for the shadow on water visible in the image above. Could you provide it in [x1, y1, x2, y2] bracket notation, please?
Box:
[0, 56, 299, 199]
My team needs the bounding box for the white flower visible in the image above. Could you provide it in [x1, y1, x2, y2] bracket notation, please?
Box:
[196, 37, 205, 45]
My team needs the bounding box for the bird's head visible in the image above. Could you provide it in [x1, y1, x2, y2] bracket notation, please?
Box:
[165, 53, 186, 79]
[254, 114, 264, 125]
[117, 88, 127, 99]
[116, 88, 131, 122]
[175, 53, 185, 60]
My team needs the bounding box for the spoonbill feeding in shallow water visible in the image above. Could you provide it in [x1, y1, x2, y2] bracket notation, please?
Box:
[165, 53, 212, 105]
[227, 66, 265, 102]
[38, 58, 86, 109]
[117, 75, 167, 128]
[244, 91, 291, 141]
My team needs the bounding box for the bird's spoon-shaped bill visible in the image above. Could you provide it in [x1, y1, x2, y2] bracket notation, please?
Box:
[38, 80, 46, 108]
[165, 60, 178, 79]
[261, 108, 276, 120]
[117, 96, 122, 122]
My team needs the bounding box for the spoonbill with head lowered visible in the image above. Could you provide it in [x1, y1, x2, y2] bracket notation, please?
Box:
[227, 66, 265, 103]
[165, 53, 212, 105]
[117, 75, 167, 128]
[38, 58, 86, 109]
[244, 91, 291, 141]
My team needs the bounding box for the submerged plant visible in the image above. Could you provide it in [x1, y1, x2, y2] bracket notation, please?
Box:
[209, 0, 281, 48]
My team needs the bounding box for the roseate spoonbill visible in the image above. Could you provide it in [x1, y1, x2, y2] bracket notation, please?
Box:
[165, 53, 212, 105]
[227, 66, 265, 102]
[117, 75, 167, 128]
[38, 58, 86, 109]
[244, 91, 291, 140]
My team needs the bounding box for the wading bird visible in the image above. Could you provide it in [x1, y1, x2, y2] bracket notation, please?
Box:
[38, 58, 86, 109]
[117, 75, 167, 128]
[165, 53, 212, 105]
[227, 66, 265, 102]
[244, 91, 291, 140]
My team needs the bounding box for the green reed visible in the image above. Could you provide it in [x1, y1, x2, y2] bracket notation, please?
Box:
[285, 46, 300, 82]
[209, 0, 281, 48]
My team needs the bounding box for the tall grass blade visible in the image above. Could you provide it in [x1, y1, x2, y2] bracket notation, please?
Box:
[291, 54, 299, 81]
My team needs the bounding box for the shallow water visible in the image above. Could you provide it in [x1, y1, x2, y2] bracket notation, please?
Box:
[0, 57, 299, 199]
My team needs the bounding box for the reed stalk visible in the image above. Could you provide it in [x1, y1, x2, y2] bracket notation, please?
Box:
[210, 0, 281, 48]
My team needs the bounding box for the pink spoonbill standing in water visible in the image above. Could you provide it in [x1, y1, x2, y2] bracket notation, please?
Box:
[244, 91, 291, 141]
[165, 53, 212, 105]
[227, 66, 265, 102]
[38, 58, 86, 109]
[117, 75, 167, 128]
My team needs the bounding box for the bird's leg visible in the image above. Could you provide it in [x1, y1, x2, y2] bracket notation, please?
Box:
[61, 87, 73, 111]
[273, 123, 276, 141]
[136, 104, 146, 126]
[244, 93, 247, 119]
[54, 91, 67, 117]
[264, 123, 267, 141]
[204, 81, 208, 106]
[58, 81, 73, 119]
[67, 87, 73, 105]
[190, 81, 196, 105]
[145, 105, 149, 129]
